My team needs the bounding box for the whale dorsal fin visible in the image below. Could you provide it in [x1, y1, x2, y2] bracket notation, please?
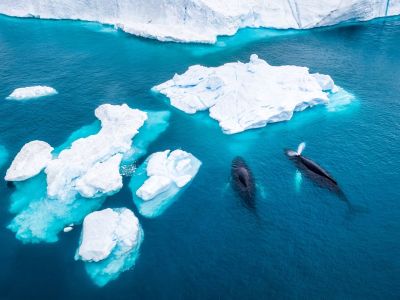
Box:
[297, 142, 306, 155]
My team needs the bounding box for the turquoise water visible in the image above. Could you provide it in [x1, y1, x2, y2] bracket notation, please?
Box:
[0, 15, 399, 299]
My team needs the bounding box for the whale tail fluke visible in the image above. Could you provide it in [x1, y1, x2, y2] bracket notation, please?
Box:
[297, 142, 306, 155]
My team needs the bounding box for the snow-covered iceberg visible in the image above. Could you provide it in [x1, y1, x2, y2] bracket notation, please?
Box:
[7, 104, 169, 243]
[6, 86, 57, 100]
[75, 208, 143, 287]
[130, 150, 201, 218]
[0, 0, 399, 43]
[153, 54, 354, 134]
[5, 141, 53, 182]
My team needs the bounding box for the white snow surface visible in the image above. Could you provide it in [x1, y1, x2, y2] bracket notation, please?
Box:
[76, 208, 141, 262]
[45, 104, 147, 200]
[0, 0, 399, 43]
[154, 54, 341, 134]
[5, 141, 54, 181]
[6, 86, 58, 100]
[136, 149, 201, 201]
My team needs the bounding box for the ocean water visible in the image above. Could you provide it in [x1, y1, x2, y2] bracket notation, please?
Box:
[0, 15, 399, 299]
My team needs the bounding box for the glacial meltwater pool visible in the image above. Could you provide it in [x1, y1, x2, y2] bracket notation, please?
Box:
[0, 15, 399, 299]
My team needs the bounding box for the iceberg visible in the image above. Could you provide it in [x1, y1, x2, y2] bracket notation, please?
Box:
[75, 208, 143, 287]
[6, 86, 58, 100]
[130, 150, 201, 218]
[153, 54, 353, 134]
[0, 0, 399, 43]
[5, 141, 54, 182]
[6, 104, 168, 243]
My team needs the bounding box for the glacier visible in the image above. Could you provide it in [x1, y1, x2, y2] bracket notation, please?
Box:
[130, 149, 201, 218]
[5, 141, 54, 182]
[0, 0, 399, 43]
[6, 104, 169, 243]
[6, 86, 58, 100]
[75, 208, 143, 287]
[153, 54, 354, 134]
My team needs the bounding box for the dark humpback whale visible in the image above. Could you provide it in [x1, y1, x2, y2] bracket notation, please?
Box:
[231, 157, 256, 208]
[285, 142, 361, 212]
[285, 142, 337, 185]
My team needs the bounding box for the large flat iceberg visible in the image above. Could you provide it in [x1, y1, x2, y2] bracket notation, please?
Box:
[6, 104, 169, 243]
[153, 54, 354, 134]
[0, 0, 399, 43]
[5, 141, 53, 182]
[75, 208, 143, 287]
[6, 86, 58, 100]
[130, 149, 201, 218]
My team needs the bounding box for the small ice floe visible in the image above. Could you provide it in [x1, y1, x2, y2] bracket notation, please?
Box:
[5, 141, 53, 182]
[130, 149, 201, 218]
[153, 54, 353, 134]
[6, 86, 58, 100]
[63, 225, 74, 233]
[75, 208, 143, 287]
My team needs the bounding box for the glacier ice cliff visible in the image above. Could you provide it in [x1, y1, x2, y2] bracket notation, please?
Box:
[6, 86, 58, 100]
[0, 0, 399, 43]
[153, 54, 354, 134]
[6, 104, 169, 243]
[130, 149, 201, 218]
[75, 208, 143, 287]
[5, 141, 54, 182]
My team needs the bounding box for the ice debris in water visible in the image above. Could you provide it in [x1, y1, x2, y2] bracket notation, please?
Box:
[75, 208, 143, 287]
[6, 104, 169, 243]
[153, 54, 354, 134]
[130, 149, 201, 218]
[6, 86, 58, 100]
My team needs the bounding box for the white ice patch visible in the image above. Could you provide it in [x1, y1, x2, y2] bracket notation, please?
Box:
[154, 54, 349, 134]
[5, 141, 53, 181]
[0, 1, 399, 43]
[130, 150, 201, 218]
[75, 208, 143, 287]
[6, 86, 58, 100]
[6, 104, 168, 243]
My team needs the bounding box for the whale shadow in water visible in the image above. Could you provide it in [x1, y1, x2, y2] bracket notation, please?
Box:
[231, 157, 256, 210]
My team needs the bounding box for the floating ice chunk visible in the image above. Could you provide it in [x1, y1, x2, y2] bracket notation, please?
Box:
[45, 104, 147, 201]
[75, 208, 143, 287]
[63, 225, 74, 233]
[0, 1, 398, 43]
[130, 150, 201, 218]
[75, 154, 123, 198]
[154, 54, 352, 134]
[6, 86, 57, 100]
[5, 141, 53, 181]
[7, 104, 160, 243]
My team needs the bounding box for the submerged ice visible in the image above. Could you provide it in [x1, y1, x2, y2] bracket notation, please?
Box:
[130, 149, 201, 218]
[153, 54, 353, 134]
[0, 0, 399, 43]
[6, 86, 57, 100]
[6, 104, 169, 243]
[75, 208, 143, 287]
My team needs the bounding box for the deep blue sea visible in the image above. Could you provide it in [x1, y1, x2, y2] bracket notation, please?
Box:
[0, 15, 399, 299]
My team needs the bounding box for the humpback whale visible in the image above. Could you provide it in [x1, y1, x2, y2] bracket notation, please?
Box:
[286, 142, 337, 185]
[231, 157, 256, 208]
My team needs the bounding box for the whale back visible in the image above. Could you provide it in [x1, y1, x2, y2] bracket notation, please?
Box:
[231, 157, 256, 208]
